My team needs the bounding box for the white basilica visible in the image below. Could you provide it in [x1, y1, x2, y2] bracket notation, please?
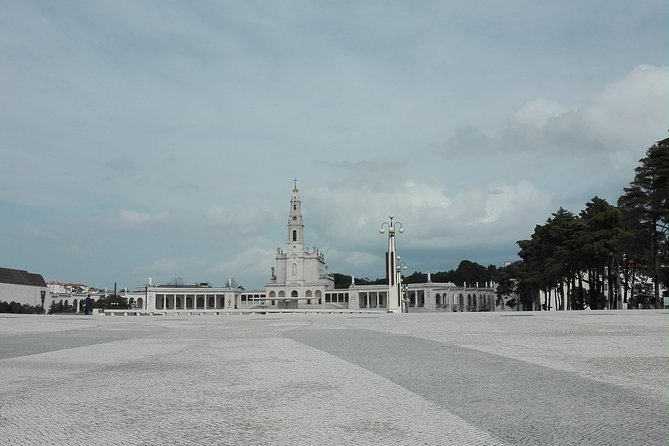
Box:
[139, 184, 498, 313]
[265, 183, 335, 308]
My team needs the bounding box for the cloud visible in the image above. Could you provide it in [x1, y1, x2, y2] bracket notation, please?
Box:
[2, 2, 665, 289]
[475, 182, 550, 226]
[327, 250, 379, 270]
[119, 210, 170, 225]
[437, 126, 493, 156]
[306, 178, 550, 254]
[205, 205, 272, 225]
[578, 64, 669, 151]
[133, 256, 207, 276]
[103, 157, 135, 171]
[211, 247, 275, 281]
[439, 65, 669, 162]
[513, 99, 575, 131]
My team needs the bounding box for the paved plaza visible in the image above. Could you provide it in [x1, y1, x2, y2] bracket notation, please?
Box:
[0, 310, 667, 445]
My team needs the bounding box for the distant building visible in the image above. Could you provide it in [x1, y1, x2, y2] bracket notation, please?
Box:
[47, 281, 89, 295]
[142, 184, 497, 313]
[0, 267, 50, 310]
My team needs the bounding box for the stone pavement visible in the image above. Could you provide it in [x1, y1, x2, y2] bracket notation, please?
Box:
[0, 310, 666, 445]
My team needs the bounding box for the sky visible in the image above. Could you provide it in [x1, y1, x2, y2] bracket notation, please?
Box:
[1, 1, 667, 290]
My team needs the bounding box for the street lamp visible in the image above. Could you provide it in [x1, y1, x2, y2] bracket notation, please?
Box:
[379, 214, 404, 313]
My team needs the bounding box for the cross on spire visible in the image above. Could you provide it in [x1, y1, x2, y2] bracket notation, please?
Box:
[293, 178, 298, 190]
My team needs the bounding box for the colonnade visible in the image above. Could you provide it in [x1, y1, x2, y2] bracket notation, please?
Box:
[155, 293, 229, 311]
[357, 291, 387, 309]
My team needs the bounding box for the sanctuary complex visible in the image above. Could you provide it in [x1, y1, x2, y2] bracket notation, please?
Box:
[1, 183, 498, 313]
[136, 184, 498, 314]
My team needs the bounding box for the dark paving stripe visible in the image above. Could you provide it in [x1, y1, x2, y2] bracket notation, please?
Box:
[0, 329, 156, 360]
[286, 327, 667, 446]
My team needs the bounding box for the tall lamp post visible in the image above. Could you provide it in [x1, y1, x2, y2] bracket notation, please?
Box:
[379, 214, 404, 313]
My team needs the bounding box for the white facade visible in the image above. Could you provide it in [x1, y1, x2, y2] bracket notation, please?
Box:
[0, 267, 50, 311]
[0, 282, 49, 308]
[265, 184, 334, 309]
[136, 184, 500, 314]
[142, 185, 337, 312]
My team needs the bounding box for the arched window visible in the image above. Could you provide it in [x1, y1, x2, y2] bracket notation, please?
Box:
[292, 263, 297, 275]
[291, 290, 298, 297]
[292, 230, 297, 241]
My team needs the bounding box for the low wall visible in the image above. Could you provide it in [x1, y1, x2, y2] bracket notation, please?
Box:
[100, 308, 388, 316]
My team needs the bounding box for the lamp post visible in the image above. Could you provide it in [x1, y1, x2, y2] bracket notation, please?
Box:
[379, 214, 404, 313]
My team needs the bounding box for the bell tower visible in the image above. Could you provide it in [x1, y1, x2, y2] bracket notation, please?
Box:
[266, 181, 335, 299]
[287, 179, 304, 248]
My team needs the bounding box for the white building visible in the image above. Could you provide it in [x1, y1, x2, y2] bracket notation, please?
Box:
[0, 267, 50, 311]
[139, 184, 497, 314]
[265, 183, 335, 309]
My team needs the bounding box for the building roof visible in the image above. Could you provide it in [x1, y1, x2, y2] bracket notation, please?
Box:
[0, 267, 47, 287]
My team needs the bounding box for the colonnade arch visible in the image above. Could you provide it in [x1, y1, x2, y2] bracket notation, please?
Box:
[154, 293, 232, 311]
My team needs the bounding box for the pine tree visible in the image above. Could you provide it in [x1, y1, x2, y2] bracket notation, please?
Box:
[619, 138, 669, 308]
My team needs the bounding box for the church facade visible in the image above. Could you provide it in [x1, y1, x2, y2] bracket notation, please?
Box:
[140, 184, 497, 313]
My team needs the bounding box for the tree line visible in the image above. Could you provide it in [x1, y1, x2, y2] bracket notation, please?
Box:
[0, 301, 44, 314]
[333, 260, 499, 289]
[47, 294, 131, 314]
[498, 137, 668, 310]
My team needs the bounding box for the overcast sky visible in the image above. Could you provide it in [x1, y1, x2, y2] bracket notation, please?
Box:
[1, 1, 667, 290]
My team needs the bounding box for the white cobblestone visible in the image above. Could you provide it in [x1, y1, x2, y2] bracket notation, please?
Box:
[0, 311, 666, 445]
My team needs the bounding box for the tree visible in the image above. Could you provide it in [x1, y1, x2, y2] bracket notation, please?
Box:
[577, 197, 624, 309]
[0, 301, 43, 314]
[166, 277, 185, 287]
[628, 282, 654, 309]
[332, 273, 352, 288]
[93, 294, 128, 309]
[48, 300, 75, 314]
[516, 208, 584, 310]
[618, 137, 669, 308]
[332, 274, 386, 287]
[431, 260, 497, 286]
[404, 271, 428, 284]
[542, 208, 581, 310]
[495, 262, 520, 307]
[510, 137, 668, 311]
